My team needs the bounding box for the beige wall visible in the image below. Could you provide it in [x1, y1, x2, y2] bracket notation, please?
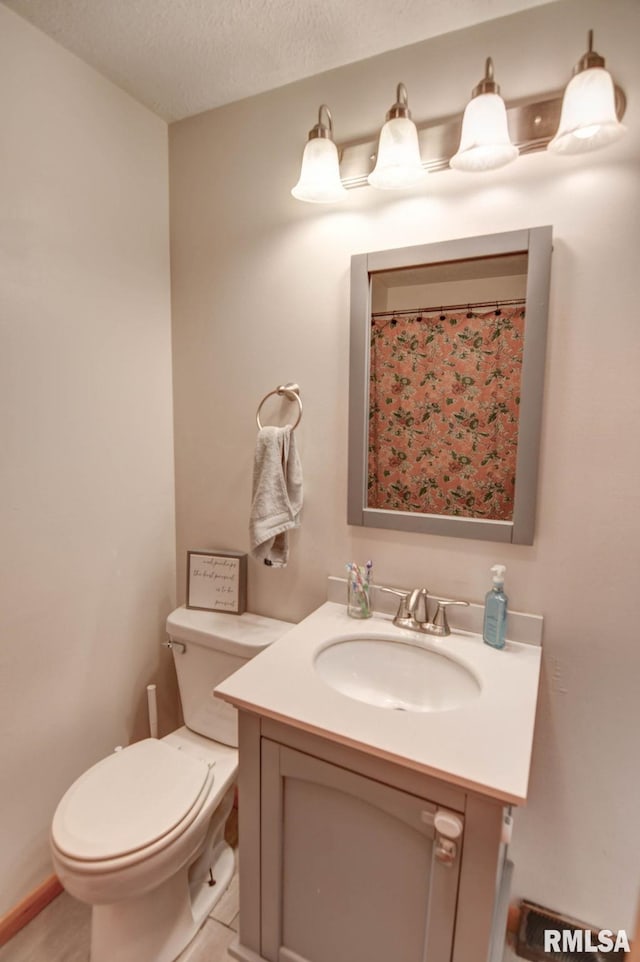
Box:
[0, 8, 177, 915]
[380, 274, 527, 311]
[170, 0, 640, 933]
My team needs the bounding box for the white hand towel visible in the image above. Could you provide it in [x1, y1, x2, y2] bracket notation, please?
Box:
[249, 425, 303, 567]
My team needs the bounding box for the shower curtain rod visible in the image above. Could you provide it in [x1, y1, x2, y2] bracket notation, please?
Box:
[371, 297, 525, 319]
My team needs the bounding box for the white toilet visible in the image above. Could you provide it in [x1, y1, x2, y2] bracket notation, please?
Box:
[50, 605, 292, 962]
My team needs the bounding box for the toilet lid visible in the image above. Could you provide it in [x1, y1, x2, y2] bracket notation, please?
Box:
[52, 739, 212, 861]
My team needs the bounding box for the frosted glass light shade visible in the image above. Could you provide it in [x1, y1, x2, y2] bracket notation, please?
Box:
[291, 138, 347, 204]
[368, 117, 427, 190]
[548, 67, 627, 154]
[450, 93, 518, 172]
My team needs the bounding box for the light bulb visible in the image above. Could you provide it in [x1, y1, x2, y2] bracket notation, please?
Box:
[450, 58, 518, 173]
[549, 61, 626, 155]
[291, 105, 347, 204]
[368, 84, 427, 191]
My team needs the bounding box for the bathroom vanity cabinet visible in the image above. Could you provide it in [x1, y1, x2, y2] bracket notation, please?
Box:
[215, 599, 542, 962]
[230, 713, 507, 962]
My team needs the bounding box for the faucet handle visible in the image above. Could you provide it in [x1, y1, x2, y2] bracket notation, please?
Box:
[431, 599, 469, 636]
[378, 585, 411, 620]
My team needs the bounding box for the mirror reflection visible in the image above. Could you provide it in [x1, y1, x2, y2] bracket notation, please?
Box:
[368, 253, 527, 521]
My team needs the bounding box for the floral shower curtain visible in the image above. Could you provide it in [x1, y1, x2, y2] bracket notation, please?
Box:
[368, 306, 525, 520]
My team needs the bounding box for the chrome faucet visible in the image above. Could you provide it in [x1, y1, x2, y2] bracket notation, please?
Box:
[379, 586, 468, 637]
[378, 587, 424, 630]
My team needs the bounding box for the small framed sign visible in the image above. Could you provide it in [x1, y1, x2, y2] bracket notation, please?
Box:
[186, 549, 247, 614]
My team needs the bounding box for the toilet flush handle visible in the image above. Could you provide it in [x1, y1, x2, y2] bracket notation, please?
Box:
[162, 640, 186, 654]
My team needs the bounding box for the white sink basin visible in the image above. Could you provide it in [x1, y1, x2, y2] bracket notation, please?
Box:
[314, 635, 481, 713]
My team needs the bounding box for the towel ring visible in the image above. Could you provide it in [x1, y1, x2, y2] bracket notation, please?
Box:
[256, 383, 303, 430]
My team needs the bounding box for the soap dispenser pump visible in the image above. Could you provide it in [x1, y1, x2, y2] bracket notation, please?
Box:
[483, 564, 508, 649]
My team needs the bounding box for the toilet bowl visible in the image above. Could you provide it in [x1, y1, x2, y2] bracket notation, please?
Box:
[50, 607, 293, 962]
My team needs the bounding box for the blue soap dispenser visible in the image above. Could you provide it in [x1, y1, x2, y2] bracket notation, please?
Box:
[483, 564, 508, 649]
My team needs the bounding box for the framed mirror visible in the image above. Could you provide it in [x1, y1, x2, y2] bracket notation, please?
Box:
[348, 227, 552, 544]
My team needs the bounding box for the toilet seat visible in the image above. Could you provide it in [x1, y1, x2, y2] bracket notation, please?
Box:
[52, 739, 215, 863]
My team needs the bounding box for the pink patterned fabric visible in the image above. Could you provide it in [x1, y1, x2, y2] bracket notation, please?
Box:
[368, 307, 525, 520]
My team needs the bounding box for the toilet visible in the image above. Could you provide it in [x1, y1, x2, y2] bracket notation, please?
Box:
[50, 605, 292, 962]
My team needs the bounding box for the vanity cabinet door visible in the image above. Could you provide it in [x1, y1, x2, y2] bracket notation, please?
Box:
[260, 739, 463, 962]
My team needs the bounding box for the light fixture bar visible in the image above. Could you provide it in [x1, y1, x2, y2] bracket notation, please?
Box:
[337, 86, 626, 189]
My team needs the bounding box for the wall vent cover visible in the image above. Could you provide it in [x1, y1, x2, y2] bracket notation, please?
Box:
[516, 900, 628, 960]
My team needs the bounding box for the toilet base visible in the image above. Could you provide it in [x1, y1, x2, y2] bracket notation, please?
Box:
[90, 839, 235, 962]
[86, 774, 236, 962]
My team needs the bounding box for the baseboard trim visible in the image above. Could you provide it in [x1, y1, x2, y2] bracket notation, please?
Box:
[228, 936, 267, 962]
[0, 875, 63, 948]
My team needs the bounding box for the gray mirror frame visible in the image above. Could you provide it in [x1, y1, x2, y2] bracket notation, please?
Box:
[348, 226, 553, 545]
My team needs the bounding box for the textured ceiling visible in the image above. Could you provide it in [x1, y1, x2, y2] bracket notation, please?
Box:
[3, 0, 555, 122]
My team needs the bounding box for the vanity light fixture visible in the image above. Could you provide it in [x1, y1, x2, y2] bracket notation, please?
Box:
[450, 58, 519, 172]
[367, 83, 428, 190]
[548, 30, 627, 154]
[291, 104, 347, 204]
[290, 29, 627, 203]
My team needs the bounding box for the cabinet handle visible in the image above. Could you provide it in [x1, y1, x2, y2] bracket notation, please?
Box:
[434, 809, 464, 866]
[434, 810, 463, 839]
[435, 838, 458, 866]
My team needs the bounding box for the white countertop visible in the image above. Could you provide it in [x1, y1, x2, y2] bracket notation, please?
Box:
[215, 601, 542, 805]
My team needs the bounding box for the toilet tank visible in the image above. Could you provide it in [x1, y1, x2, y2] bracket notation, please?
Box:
[166, 606, 293, 747]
